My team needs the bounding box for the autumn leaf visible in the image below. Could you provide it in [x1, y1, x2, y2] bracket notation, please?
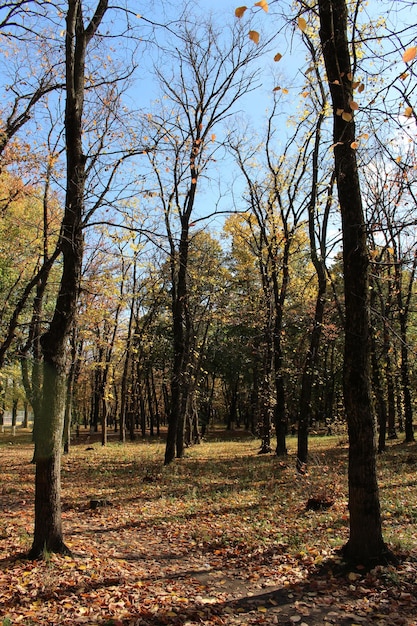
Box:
[274, 53, 283, 62]
[404, 106, 413, 117]
[402, 46, 416, 63]
[235, 6, 247, 18]
[248, 30, 260, 44]
[297, 16, 307, 31]
[254, 0, 268, 12]
[349, 100, 359, 111]
[350, 141, 359, 150]
[342, 111, 353, 122]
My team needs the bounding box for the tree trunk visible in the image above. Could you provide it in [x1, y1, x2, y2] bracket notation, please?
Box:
[318, 0, 389, 563]
[29, 0, 108, 558]
[28, 363, 70, 558]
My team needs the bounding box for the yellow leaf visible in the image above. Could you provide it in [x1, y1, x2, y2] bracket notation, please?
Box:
[301, 91, 309, 98]
[402, 46, 416, 63]
[282, 88, 289, 95]
[349, 100, 359, 111]
[235, 6, 247, 18]
[404, 106, 413, 117]
[342, 111, 353, 122]
[249, 30, 260, 44]
[255, 0, 268, 11]
[257, 606, 268, 612]
[298, 16, 307, 31]
[350, 141, 359, 149]
[274, 53, 283, 62]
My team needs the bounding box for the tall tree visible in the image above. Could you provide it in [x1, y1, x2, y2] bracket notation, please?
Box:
[29, 0, 109, 558]
[141, 16, 266, 464]
[317, 0, 389, 562]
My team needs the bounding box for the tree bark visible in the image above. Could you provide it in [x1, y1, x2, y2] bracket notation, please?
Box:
[318, 0, 389, 563]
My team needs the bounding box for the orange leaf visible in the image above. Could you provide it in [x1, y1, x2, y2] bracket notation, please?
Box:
[350, 141, 359, 149]
[404, 106, 413, 117]
[402, 46, 416, 63]
[298, 16, 307, 31]
[249, 30, 260, 44]
[358, 83, 365, 93]
[349, 100, 359, 111]
[342, 111, 353, 122]
[274, 53, 282, 62]
[235, 6, 247, 18]
[255, 0, 268, 12]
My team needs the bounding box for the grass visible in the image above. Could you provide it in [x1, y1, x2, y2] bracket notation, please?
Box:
[0, 429, 416, 625]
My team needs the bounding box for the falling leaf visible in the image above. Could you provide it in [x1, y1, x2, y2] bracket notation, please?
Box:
[274, 53, 283, 62]
[336, 108, 344, 116]
[404, 106, 413, 117]
[402, 46, 416, 63]
[342, 111, 353, 122]
[191, 178, 197, 184]
[235, 6, 247, 18]
[249, 30, 260, 44]
[349, 100, 359, 111]
[298, 16, 307, 31]
[273, 86, 281, 92]
[136, 14, 141, 18]
[211, 134, 216, 141]
[350, 141, 359, 149]
[400, 73, 409, 80]
[358, 83, 365, 93]
[255, 0, 268, 11]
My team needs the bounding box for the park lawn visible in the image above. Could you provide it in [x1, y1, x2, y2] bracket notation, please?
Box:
[0, 430, 416, 625]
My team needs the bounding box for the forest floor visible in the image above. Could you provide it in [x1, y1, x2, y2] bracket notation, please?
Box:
[1, 429, 417, 626]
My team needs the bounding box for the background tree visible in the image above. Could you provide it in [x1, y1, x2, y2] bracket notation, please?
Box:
[140, 15, 267, 464]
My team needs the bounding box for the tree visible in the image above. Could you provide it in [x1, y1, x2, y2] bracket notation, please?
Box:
[140, 15, 267, 464]
[317, 0, 390, 562]
[29, 0, 109, 559]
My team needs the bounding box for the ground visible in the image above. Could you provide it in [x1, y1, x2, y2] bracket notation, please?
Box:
[1, 430, 417, 625]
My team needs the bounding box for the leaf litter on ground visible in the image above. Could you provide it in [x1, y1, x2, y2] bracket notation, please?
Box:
[1, 430, 417, 625]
